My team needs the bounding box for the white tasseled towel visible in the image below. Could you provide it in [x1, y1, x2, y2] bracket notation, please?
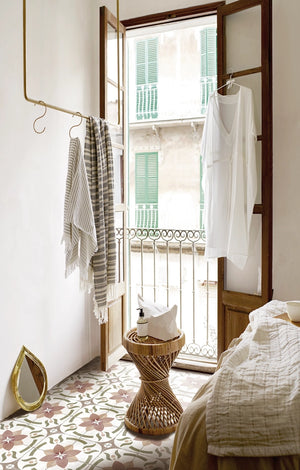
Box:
[62, 137, 97, 291]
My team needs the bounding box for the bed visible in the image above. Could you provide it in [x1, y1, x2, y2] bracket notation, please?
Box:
[170, 300, 300, 470]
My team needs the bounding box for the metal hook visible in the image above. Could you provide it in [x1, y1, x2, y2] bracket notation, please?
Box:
[33, 101, 47, 134]
[69, 112, 83, 139]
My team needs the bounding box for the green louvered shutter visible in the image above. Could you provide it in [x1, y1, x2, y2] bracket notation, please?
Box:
[135, 152, 158, 228]
[135, 153, 147, 205]
[147, 38, 158, 119]
[136, 41, 146, 120]
[200, 27, 217, 114]
[136, 38, 158, 120]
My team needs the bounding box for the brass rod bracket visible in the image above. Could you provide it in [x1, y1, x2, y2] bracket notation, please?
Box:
[22, 0, 121, 124]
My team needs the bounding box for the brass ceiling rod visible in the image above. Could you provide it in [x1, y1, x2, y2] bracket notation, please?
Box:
[23, 0, 121, 124]
[116, 0, 120, 125]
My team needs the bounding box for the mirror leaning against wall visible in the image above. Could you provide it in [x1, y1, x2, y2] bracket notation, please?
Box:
[11, 346, 48, 412]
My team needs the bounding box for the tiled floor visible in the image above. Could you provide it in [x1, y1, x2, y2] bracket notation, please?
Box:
[0, 358, 210, 470]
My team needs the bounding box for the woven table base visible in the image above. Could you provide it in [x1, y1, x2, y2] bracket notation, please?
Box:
[123, 329, 185, 435]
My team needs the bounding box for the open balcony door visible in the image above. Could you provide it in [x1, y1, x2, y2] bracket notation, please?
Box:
[217, 0, 273, 356]
[98, 1, 272, 367]
[99, 6, 127, 371]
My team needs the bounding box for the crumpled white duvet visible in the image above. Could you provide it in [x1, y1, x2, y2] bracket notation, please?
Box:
[206, 300, 300, 457]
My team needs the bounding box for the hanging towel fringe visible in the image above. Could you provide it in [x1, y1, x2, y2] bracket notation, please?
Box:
[80, 265, 95, 294]
[92, 284, 118, 323]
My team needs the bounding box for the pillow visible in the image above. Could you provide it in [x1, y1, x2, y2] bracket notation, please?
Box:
[137, 294, 178, 341]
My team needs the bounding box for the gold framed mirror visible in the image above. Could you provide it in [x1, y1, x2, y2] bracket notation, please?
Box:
[11, 346, 48, 412]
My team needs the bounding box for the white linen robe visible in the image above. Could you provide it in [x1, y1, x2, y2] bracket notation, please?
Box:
[201, 85, 257, 269]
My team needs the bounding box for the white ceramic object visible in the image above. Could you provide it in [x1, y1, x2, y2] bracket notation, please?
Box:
[286, 301, 300, 322]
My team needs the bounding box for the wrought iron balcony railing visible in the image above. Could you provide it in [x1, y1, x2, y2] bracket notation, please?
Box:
[116, 227, 218, 362]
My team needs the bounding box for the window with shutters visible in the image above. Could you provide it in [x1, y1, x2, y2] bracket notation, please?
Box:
[136, 38, 158, 120]
[135, 152, 158, 228]
[200, 26, 217, 114]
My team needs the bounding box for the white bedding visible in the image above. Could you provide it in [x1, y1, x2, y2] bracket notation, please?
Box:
[206, 300, 300, 457]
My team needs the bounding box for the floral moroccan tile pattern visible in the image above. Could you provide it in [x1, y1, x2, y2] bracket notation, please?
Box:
[1, 359, 209, 469]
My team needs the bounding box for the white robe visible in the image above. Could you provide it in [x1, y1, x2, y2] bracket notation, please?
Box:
[201, 85, 257, 269]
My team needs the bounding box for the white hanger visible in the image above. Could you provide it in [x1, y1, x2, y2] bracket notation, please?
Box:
[215, 75, 241, 93]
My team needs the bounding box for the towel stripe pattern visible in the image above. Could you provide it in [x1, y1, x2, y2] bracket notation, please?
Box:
[84, 117, 116, 323]
[62, 137, 98, 291]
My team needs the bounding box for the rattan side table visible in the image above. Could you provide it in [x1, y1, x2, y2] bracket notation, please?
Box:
[122, 328, 185, 435]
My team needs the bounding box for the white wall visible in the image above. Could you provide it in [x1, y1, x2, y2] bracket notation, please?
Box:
[1, 0, 299, 420]
[272, 0, 300, 300]
[0, 0, 102, 420]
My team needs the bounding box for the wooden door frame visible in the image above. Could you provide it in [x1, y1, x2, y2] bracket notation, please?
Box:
[99, 6, 127, 371]
[100, 7, 126, 119]
[217, 0, 273, 355]
[122, 3, 225, 29]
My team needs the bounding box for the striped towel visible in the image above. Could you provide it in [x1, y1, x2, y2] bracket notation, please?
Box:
[84, 117, 116, 323]
[62, 137, 98, 291]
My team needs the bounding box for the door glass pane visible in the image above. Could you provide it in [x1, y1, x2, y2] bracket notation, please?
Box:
[115, 211, 124, 283]
[107, 23, 123, 86]
[107, 83, 124, 128]
[109, 124, 124, 146]
[113, 147, 124, 204]
[225, 215, 262, 295]
[227, 73, 262, 204]
[255, 141, 261, 204]
[232, 73, 262, 134]
[225, 5, 261, 73]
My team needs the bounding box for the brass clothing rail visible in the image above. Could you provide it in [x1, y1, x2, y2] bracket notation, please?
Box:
[23, 0, 120, 124]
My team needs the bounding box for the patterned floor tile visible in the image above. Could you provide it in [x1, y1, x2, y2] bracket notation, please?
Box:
[49, 363, 140, 406]
[48, 376, 111, 404]
[0, 463, 19, 470]
[0, 420, 47, 465]
[90, 445, 170, 470]
[1, 358, 210, 470]
[17, 433, 102, 470]
[16, 398, 82, 432]
[60, 402, 126, 443]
